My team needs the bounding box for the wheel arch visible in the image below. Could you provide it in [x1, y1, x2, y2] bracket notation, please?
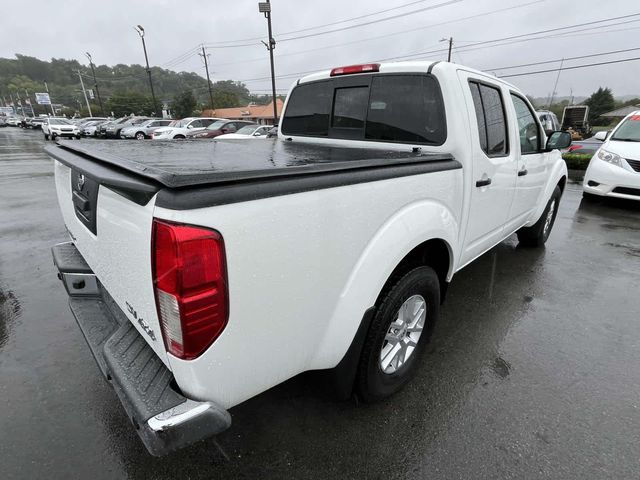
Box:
[312, 199, 459, 392]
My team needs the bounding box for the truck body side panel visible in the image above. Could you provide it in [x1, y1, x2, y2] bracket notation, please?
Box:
[157, 168, 463, 409]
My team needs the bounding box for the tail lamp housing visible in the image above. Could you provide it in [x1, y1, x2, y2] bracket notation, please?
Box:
[152, 219, 228, 360]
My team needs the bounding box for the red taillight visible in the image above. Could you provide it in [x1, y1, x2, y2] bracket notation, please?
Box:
[567, 145, 583, 152]
[330, 63, 380, 77]
[152, 219, 228, 360]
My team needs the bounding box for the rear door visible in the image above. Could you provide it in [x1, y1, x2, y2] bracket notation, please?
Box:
[458, 73, 518, 265]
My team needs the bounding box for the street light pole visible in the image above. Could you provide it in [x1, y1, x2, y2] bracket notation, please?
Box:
[259, 0, 278, 124]
[134, 25, 159, 115]
[85, 52, 105, 115]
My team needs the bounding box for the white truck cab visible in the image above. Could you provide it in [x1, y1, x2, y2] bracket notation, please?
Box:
[48, 61, 570, 455]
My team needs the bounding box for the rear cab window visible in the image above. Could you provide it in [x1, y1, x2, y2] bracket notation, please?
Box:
[281, 73, 446, 146]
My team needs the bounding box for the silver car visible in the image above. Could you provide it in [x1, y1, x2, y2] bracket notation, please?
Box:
[121, 119, 173, 140]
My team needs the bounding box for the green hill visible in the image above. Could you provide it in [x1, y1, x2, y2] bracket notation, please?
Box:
[0, 54, 262, 116]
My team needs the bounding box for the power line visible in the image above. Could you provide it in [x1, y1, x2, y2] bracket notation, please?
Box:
[205, 0, 464, 46]
[500, 55, 640, 78]
[233, 15, 640, 85]
[485, 46, 640, 72]
[210, 1, 549, 68]
[375, 12, 640, 62]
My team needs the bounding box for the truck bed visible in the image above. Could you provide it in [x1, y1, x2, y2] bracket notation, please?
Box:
[45, 140, 459, 209]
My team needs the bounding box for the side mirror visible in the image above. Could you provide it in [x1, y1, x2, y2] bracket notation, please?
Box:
[545, 131, 572, 151]
[253, 131, 262, 136]
[593, 130, 608, 141]
[221, 128, 228, 133]
[187, 124, 194, 129]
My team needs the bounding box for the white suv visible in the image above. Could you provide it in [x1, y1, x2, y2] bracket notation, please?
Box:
[42, 118, 81, 140]
[151, 117, 224, 140]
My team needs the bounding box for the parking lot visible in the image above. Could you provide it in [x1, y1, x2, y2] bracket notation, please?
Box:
[1, 126, 640, 479]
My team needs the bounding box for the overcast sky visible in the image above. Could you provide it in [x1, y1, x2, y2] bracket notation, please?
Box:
[2, 0, 640, 99]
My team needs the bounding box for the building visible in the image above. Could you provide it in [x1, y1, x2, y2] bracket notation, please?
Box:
[600, 105, 640, 119]
[201, 99, 283, 125]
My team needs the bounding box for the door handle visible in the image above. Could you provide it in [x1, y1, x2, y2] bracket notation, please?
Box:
[475, 178, 492, 188]
[518, 168, 528, 177]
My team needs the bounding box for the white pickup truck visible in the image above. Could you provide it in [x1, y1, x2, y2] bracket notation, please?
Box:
[47, 61, 571, 455]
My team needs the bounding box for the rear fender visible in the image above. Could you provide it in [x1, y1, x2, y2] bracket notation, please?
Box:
[311, 199, 458, 368]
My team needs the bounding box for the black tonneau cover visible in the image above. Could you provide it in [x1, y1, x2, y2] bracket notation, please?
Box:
[46, 140, 460, 209]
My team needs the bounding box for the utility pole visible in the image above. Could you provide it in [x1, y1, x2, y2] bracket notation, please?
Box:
[25, 89, 35, 116]
[85, 52, 104, 115]
[199, 46, 215, 110]
[548, 58, 564, 109]
[77, 70, 92, 116]
[440, 37, 453, 62]
[44, 81, 55, 115]
[9, 93, 15, 114]
[259, 0, 278, 124]
[134, 25, 159, 115]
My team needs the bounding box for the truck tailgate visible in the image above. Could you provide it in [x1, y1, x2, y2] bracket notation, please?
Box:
[52, 158, 168, 365]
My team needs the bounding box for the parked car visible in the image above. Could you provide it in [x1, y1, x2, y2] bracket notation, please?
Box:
[6, 116, 23, 127]
[106, 116, 150, 139]
[81, 120, 106, 137]
[583, 112, 640, 201]
[30, 117, 46, 129]
[186, 120, 256, 139]
[98, 117, 128, 137]
[536, 110, 560, 135]
[42, 117, 81, 140]
[121, 118, 173, 139]
[266, 126, 278, 138]
[563, 137, 603, 156]
[152, 117, 223, 140]
[215, 124, 273, 140]
[77, 117, 109, 127]
[46, 61, 570, 456]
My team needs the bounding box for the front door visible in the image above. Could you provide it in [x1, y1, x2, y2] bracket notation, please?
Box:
[506, 93, 548, 229]
[458, 72, 518, 266]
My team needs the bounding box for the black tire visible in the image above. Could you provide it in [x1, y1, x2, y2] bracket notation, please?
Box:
[44, 133, 49, 140]
[135, 132, 146, 140]
[174, 134, 185, 139]
[517, 185, 561, 247]
[75, 135, 81, 140]
[356, 266, 440, 403]
[51, 133, 57, 141]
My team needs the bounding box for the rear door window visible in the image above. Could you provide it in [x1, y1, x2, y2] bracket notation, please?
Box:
[365, 75, 446, 145]
[469, 81, 508, 156]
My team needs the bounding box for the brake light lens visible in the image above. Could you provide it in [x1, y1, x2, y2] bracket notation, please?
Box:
[152, 219, 228, 360]
[330, 63, 380, 76]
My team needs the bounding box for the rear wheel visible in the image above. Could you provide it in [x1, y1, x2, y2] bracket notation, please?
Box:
[174, 134, 185, 139]
[356, 266, 439, 403]
[135, 132, 145, 140]
[517, 185, 561, 247]
[44, 133, 49, 140]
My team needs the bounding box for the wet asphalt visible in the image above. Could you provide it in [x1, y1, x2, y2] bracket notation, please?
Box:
[1, 127, 639, 479]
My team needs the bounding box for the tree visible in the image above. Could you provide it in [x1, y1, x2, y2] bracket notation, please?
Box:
[106, 91, 154, 117]
[171, 90, 197, 118]
[585, 87, 615, 124]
